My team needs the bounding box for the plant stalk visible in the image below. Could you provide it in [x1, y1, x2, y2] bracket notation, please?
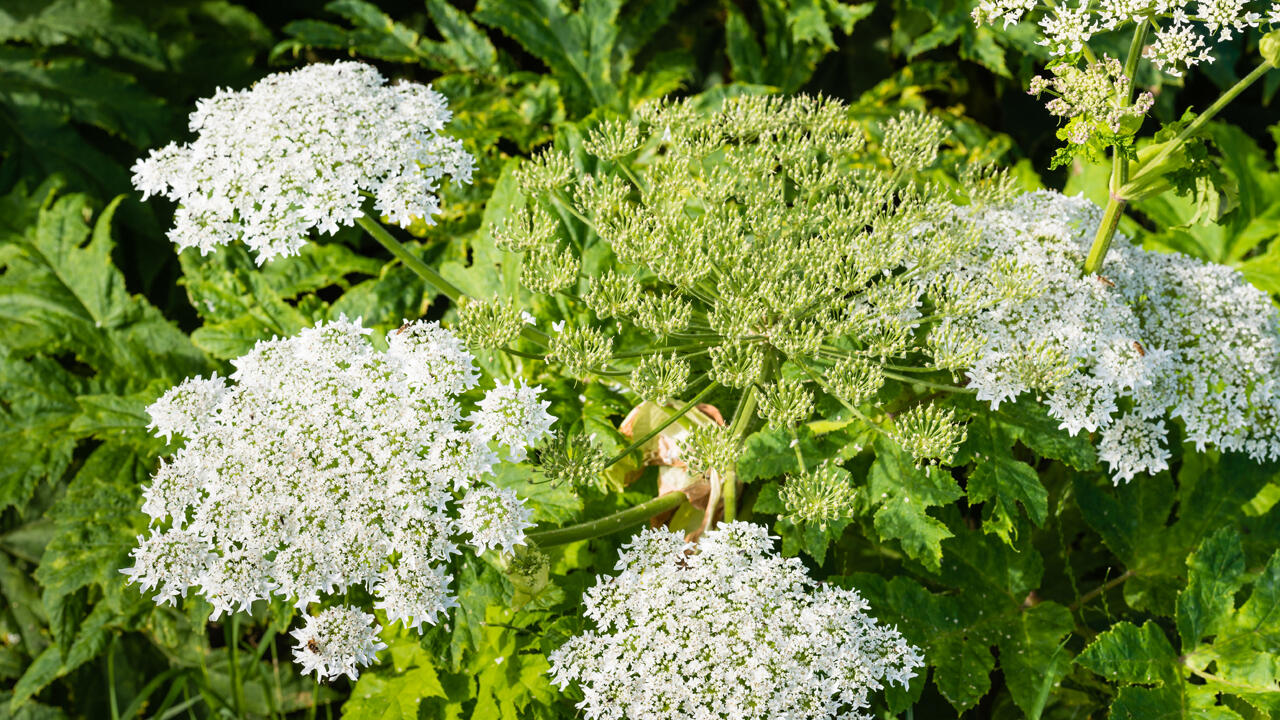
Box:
[605, 381, 719, 469]
[355, 214, 550, 346]
[528, 491, 688, 546]
[1126, 60, 1273, 194]
[1086, 60, 1273, 273]
[1081, 23, 1146, 275]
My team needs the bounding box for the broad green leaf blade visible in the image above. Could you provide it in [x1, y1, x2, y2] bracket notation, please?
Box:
[1176, 526, 1245, 649]
[996, 602, 1074, 719]
[1078, 621, 1178, 686]
[867, 436, 963, 571]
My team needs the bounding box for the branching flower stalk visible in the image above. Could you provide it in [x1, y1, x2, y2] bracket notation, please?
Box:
[487, 95, 1029, 528]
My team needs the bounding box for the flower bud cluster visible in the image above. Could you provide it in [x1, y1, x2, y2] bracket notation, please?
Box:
[547, 523, 923, 720]
[132, 62, 474, 263]
[781, 462, 859, 529]
[124, 318, 554, 679]
[491, 95, 1030, 467]
[1028, 58, 1155, 146]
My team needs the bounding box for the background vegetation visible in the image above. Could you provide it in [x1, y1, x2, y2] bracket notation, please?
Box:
[2, 0, 1279, 718]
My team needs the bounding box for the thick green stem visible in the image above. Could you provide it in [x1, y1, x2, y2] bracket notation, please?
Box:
[605, 381, 719, 469]
[723, 354, 772, 523]
[228, 615, 244, 718]
[1126, 60, 1273, 196]
[355, 214, 550, 346]
[1082, 23, 1147, 275]
[722, 385, 760, 523]
[528, 491, 687, 546]
[356, 214, 465, 301]
[1083, 193, 1128, 275]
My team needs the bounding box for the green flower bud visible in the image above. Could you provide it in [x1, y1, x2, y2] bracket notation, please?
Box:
[757, 377, 813, 430]
[455, 296, 523, 350]
[493, 203, 559, 253]
[634, 293, 692, 336]
[548, 324, 613, 378]
[891, 404, 966, 466]
[781, 462, 857, 529]
[685, 424, 741, 479]
[584, 118, 643, 161]
[630, 353, 690, 404]
[516, 149, 574, 195]
[710, 342, 763, 389]
[826, 356, 885, 406]
[535, 431, 610, 491]
[585, 271, 639, 320]
[521, 244, 579, 295]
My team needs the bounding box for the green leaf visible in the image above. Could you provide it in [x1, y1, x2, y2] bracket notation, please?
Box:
[426, 0, 500, 73]
[343, 633, 447, 720]
[866, 436, 963, 571]
[0, 357, 82, 511]
[0, 185, 209, 510]
[474, 0, 623, 114]
[1077, 453, 1277, 614]
[996, 603, 1074, 719]
[1176, 527, 1245, 648]
[9, 603, 113, 712]
[1110, 685, 1246, 720]
[967, 441, 1048, 543]
[33, 444, 150, 612]
[487, 464, 583, 525]
[1078, 621, 1179, 686]
[723, 0, 871, 92]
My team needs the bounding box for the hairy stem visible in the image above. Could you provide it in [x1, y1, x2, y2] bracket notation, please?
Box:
[528, 491, 688, 546]
[1083, 194, 1128, 275]
[722, 385, 760, 523]
[1082, 23, 1148, 275]
[724, 354, 773, 523]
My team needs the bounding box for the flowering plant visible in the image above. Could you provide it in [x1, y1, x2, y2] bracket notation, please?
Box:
[9, 2, 1280, 715]
[124, 317, 553, 679]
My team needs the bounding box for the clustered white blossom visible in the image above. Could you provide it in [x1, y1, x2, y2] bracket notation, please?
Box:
[973, 0, 1279, 77]
[547, 523, 923, 720]
[937, 190, 1280, 482]
[1028, 57, 1155, 145]
[290, 607, 388, 681]
[131, 61, 475, 263]
[122, 317, 554, 680]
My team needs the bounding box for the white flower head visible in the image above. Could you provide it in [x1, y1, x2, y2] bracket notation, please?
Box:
[548, 523, 923, 720]
[120, 530, 215, 607]
[373, 563, 458, 633]
[146, 374, 229, 442]
[939, 190, 1280, 483]
[458, 486, 535, 555]
[124, 317, 551, 678]
[290, 607, 388, 681]
[132, 61, 475, 263]
[470, 380, 555, 462]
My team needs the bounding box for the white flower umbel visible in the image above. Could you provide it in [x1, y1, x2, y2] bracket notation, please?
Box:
[123, 317, 552, 678]
[547, 523, 923, 720]
[973, 0, 1268, 74]
[290, 607, 388, 682]
[132, 61, 475, 263]
[941, 190, 1280, 482]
